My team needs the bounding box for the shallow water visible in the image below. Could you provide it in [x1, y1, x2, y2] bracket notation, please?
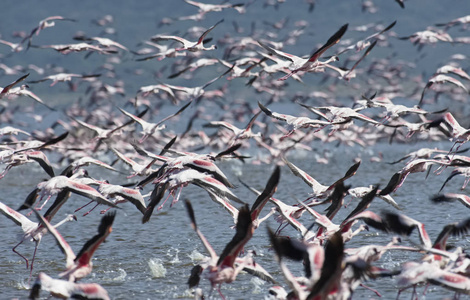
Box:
[1, 0, 470, 299]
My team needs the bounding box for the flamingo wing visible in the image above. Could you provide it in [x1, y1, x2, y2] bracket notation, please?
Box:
[184, 200, 218, 262]
[217, 204, 253, 268]
[30, 209, 76, 266]
[74, 212, 116, 267]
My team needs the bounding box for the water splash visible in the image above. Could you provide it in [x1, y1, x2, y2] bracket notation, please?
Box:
[112, 268, 127, 281]
[250, 277, 265, 294]
[148, 258, 167, 278]
[188, 249, 206, 262]
[15, 278, 30, 290]
[167, 247, 181, 264]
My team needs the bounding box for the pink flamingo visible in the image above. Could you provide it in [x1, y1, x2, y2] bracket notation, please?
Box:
[0, 201, 76, 278]
[151, 19, 223, 52]
[30, 272, 109, 300]
[32, 210, 116, 282]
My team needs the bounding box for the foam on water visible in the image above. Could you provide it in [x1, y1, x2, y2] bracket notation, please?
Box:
[112, 268, 127, 282]
[188, 249, 207, 262]
[250, 277, 266, 295]
[148, 258, 167, 278]
[167, 247, 181, 264]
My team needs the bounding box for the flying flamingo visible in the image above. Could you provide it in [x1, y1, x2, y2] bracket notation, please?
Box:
[0, 201, 76, 278]
[32, 210, 116, 282]
[0, 150, 55, 179]
[257, 23, 348, 80]
[98, 182, 147, 214]
[32, 174, 118, 211]
[379, 158, 447, 195]
[434, 112, 470, 152]
[0, 73, 29, 98]
[419, 74, 468, 106]
[203, 111, 262, 145]
[283, 156, 360, 199]
[258, 101, 333, 138]
[151, 19, 223, 52]
[29, 73, 101, 86]
[268, 227, 325, 298]
[20, 16, 76, 49]
[432, 192, 470, 209]
[29, 272, 110, 300]
[435, 64, 470, 81]
[1, 84, 55, 110]
[142, 168, 242, 223]
[118, 101, 190, 143]
[184, 200, 269, 299]
[438, 167, 470, 192]
[335, 21, 396, 56]
[184, 0, 245, 14]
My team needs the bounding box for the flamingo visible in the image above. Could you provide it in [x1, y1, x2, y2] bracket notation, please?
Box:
[258, 101, 333, 138]
[268, 227, 325, 297]
[433, 112, 470, 152]
[71, 108, 146, 150]
[142, 168, 242, 223]
[432, 193, 470, 209]
[435, 15, 470, 29]
[398, 29, 453, 50]
[438, 167, 470, 192]
[32, 42, 114, 55]
[32, 174, 118, 211]
[419, 74, 468, 106]
[379, 158, 447, 195]
[118, 102, 190, 143]
[0, 125, 31, 137]
[238, 176, 316, 240]
[435, 64, 470, 81]
[167, 58, 219, 78]
[110, 147, 156, 178]
[336, 21, 396, 56]
[257, 23, 348, 80]
[184, 0, 245, 14]
[21, 16, 76, 49]
[0, 201, 76, 278]
[98, 182, 147, 214]
[29, 73, 101, 86]
[0, 38, 23, 52]
[0, 73, 29, 98]
[30, 272, 110, 300]
[203, 111, 262, 145]
[74, 35, 128, 51]
[1, 84, 55, 110]
[31, 210, 116, 282]
[283, 156, 360, 199]
[151, 19, 223, 52]
[184, 200, 271, 299]
[0, 150, 55, 179]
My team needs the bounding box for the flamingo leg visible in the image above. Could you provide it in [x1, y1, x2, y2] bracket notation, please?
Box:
[83, 203, 100, 216]
[275, 223, 289, 235]
[422, 282, 430, 295]
[170, 186, 183, 207]
[36, 195, 52, 211]
[463, 177, 470, 189]
[0, 164, 12, 179]
[100, 206, 113, 214]
[359, 283, 382, 297]
[12, 240, 28, 269]
[29, 241, 39, 279]
[280, 130, 295, 141]
[158, 192, 173, 211]
[74, 200, 94, 212]
[217, 284, 226, 300]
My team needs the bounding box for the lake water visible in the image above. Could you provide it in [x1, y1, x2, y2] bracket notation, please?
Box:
[1, 0, 470, 299]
